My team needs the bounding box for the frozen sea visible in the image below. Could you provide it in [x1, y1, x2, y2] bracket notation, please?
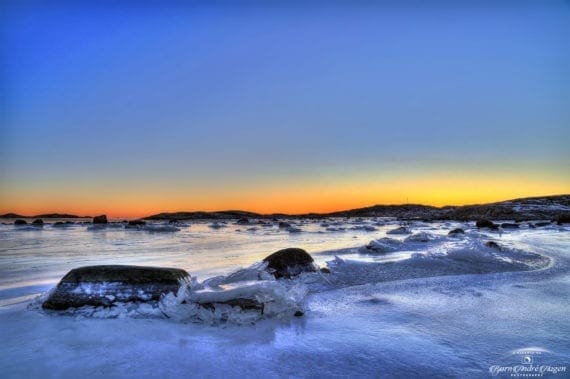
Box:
[0, 218, 568, 378]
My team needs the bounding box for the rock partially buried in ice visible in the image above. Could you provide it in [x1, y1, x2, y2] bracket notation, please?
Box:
[263, 248, 317, 278]
[386, 226, 411, 235]
[448, 228, 465, 236]
[404, 232, 432, 243]
[42, 265, 191, 310]
[362, 237, 402, 253]
[534, 221, 551, 227]
[92, 215, 108, 224]
[485, 241, 501, 250]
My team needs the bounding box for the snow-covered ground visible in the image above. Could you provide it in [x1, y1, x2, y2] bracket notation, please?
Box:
[0, 219, 568, 378]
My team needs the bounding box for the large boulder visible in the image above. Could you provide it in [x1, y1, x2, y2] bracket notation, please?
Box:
[263, 248, 317, 278]
[14, 219, 27, 225]
[42, 265, 191, 310]
[93, 215, 108, 224]
[32, 219, 44, 227]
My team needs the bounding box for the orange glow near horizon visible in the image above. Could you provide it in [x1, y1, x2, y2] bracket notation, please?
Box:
[1, 174, 569, 218]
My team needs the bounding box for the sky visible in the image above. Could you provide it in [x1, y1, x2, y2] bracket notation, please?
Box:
[1, 1, 569, 218]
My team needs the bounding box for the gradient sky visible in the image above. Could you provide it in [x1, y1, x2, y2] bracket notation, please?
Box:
[1, 1, 569, 217]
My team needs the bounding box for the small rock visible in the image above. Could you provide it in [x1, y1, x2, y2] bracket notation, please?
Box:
[534, 221, 551, 227]
[554, 214, 570, 225]
[278, 221, 292, 229]
[14, 219, 27, 225]
[236, 218, 250, 225]
[53, 221, 74, 227]
[501, 223, 519, 229]
[93, 215, 108, 224]
[263, 248, 317, 279]
[485, 241, 501, 250]
[476, 220, 498, 229]
[320, 267, 331, 274]
[448, 228, 465, 236]
[32, 219, 44, 226]
[126, 220, 146, 228]
[294, 310, 304, 317]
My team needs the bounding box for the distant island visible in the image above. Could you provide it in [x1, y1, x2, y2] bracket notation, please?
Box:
[2, 194, 569, 222]
[0, 213, 90, 219]
[143, 194, 570, 222]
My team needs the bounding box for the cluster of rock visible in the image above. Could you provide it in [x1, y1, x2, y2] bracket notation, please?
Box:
[42, 248, 324, 313]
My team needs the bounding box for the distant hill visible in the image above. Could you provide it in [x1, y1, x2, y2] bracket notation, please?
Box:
[0, 213, 86, 219]
[144, 194, 570, 221]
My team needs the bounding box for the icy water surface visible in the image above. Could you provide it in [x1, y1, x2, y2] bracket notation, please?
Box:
[0, 218, 568, 378]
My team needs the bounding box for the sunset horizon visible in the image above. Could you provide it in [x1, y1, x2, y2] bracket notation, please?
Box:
[2, 189, 569, 219]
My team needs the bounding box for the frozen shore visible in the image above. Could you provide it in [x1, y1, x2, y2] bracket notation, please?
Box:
[0, 219, 568, 377]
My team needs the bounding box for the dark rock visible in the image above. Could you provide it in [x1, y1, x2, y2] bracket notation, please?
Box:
[168, 219, 179, 224]
[448, 228, 465, 236]
[476, 220, 498, 229]
[554, 214, 570, 225]
[484, 241, 501, 250]
[320, 267, 331, 274]
[14, 219, 27, 225]
[32, 219, 44, 226]
[263, 248, 317, 278]
[42, 265, 191, 310]
[534, 221, 551, 227]
[93, 215, 108, 224]
[53, 221, 74, 227]
[236, 218, 250, 225]
[278, 221, 292, 229]
[501, 223, 519, 229]
[294, 310, 304, 317]
[126, 220, 146, 228]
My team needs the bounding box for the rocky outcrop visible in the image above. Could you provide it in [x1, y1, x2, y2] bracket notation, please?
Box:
[42, 265, 191, 310]
[263, 248, 317, 278]
[93, 215, 108, 224]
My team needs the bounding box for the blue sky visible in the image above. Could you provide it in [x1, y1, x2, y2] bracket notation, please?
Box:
[1, 1, 569, 216]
